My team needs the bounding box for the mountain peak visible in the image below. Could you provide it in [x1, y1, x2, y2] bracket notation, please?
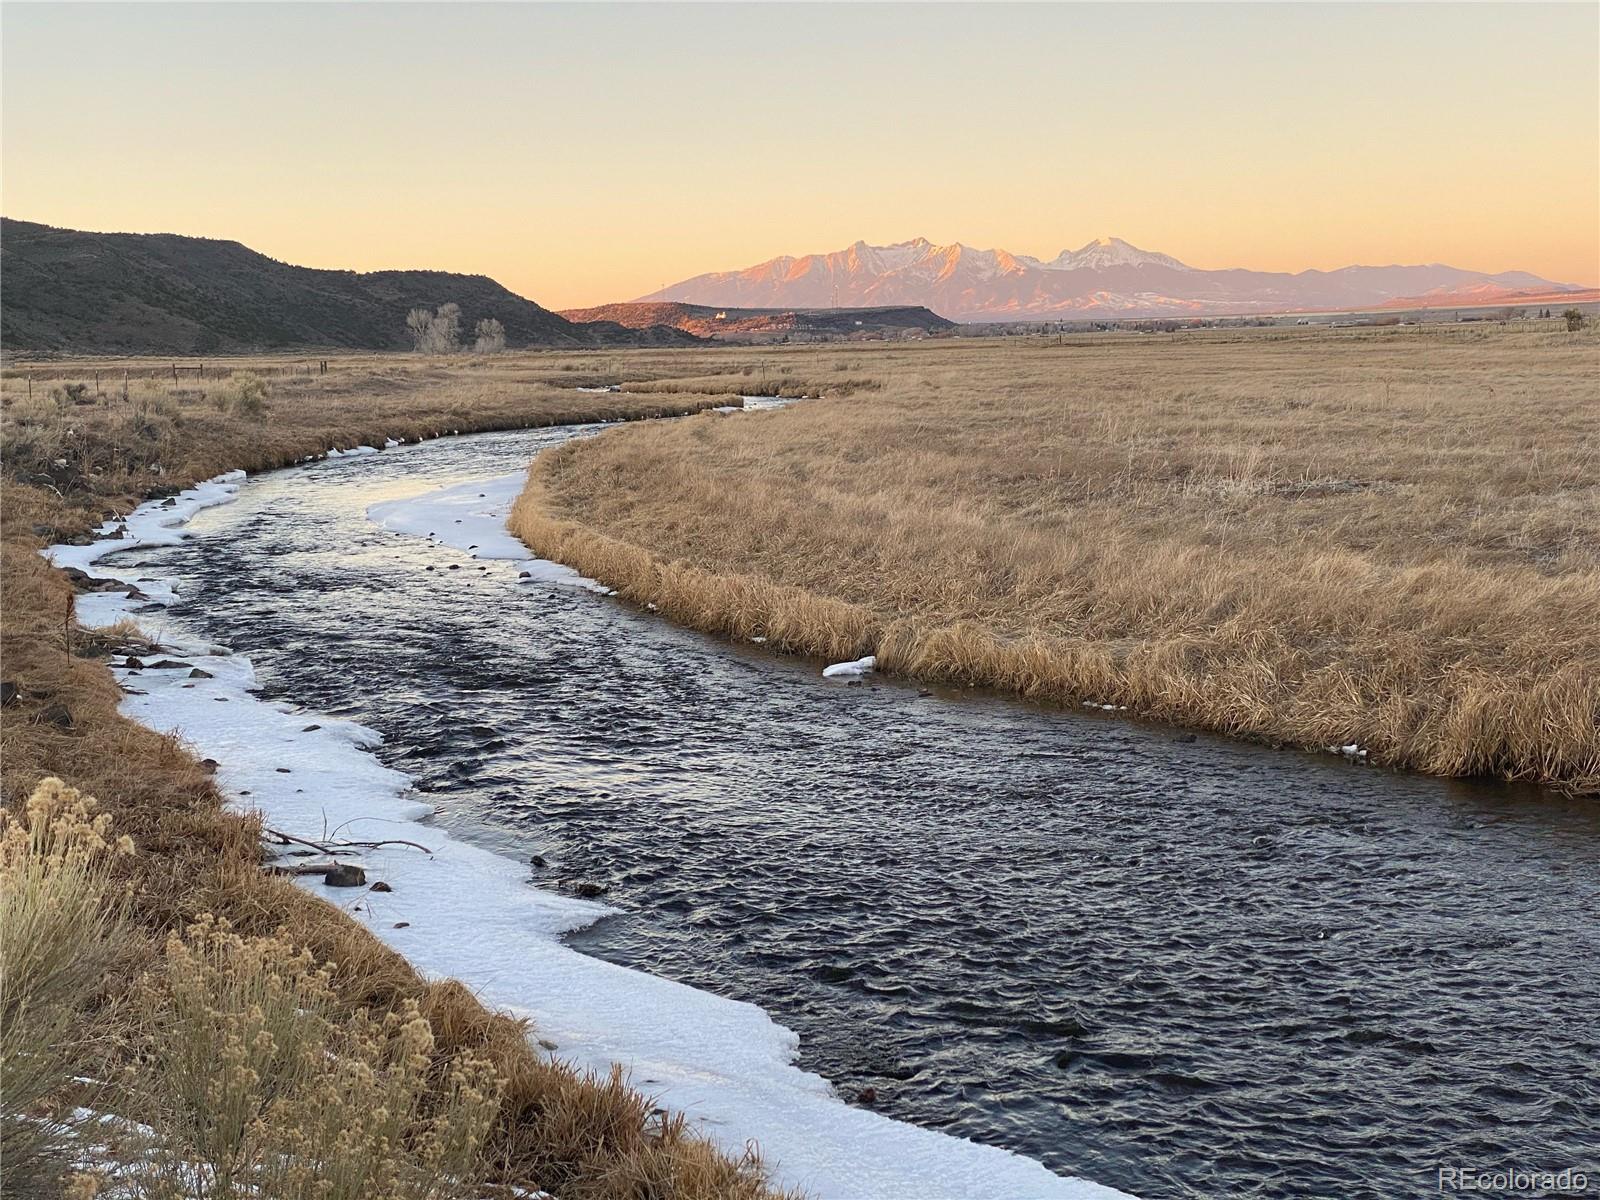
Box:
[1049, 237, 1189, 272]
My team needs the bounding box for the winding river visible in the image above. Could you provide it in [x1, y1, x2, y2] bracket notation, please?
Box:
[119, 421, 1599, 1199]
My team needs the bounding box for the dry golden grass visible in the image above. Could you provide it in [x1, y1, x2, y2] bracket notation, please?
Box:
[1, 351, 795, 1199]
[512, 321, 1600, 793]
[1, 779, 134, 1193]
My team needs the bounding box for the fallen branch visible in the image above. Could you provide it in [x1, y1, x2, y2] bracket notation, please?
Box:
[263, 825, 433, 856]
[267, 861, 344, 877]
[345, 837, 434, 854]
[263, 827, 334, 854]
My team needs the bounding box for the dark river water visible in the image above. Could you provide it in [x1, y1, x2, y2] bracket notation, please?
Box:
[127, 423, 1600, 1199]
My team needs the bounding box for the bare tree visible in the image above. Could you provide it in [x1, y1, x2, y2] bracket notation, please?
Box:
[406, 308, 434, 352]
[405, 304, 465, 354]
[1563, 308, 1586, 333]
[473, 318, 506, 354]
[432, 303, 462, 353]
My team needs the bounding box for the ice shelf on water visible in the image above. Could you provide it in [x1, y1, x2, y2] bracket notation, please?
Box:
[367, 471, 612, 594]
[43, 448, 1131, 1200]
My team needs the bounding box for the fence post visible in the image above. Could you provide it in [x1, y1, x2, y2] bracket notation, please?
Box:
[172, 363, 178, 383]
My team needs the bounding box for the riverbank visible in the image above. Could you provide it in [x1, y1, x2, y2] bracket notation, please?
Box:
[509, 324, 1600, 793]
[0, 357, 786, 1196]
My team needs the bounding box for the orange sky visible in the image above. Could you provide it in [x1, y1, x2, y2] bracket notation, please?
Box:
[3, 3, 1596, 308]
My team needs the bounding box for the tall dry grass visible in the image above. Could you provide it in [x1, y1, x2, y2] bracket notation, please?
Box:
[0, 778, 132, 1194]
[511, 322, 1600, 793]
[1, 350, 798, 1200]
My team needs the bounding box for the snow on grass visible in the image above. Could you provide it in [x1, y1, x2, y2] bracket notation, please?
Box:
[45, 453, 1132, 1200]
[367, 472, 613, 594]
[822, 655, 876, 679]
[739, 394, 794, 412]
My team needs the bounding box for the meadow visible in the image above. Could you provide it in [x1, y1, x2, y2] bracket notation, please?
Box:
[511, 321, 1600, 793]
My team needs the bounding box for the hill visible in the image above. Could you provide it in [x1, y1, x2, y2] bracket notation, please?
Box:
[558, 301, 954, 341]
[0, 219, 697, 355]
[639, 236, 1586, 322]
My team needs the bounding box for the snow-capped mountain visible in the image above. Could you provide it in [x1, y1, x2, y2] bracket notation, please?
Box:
[1042, 237, 1192, 273]
[638, 237, 1581, 321]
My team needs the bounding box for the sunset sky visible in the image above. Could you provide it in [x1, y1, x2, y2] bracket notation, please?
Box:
[4, 2, 1596, 308]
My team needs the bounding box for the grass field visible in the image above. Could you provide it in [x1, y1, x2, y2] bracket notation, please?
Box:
[0, 353, 789, 1197]
[511, 321, 1600, 794]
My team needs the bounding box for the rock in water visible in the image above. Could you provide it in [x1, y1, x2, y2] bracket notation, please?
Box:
[323, 863, 366, 887]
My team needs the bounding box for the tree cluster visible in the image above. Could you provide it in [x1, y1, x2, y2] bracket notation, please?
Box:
[406, 306, 507, 354]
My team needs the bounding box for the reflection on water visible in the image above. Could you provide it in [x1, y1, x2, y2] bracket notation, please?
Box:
[132, 426, 1600, 1200]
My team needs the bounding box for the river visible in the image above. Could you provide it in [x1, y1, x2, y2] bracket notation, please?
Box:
[113, 421, 1600, 1199]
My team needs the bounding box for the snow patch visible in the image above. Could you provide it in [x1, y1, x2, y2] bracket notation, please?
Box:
[823, 655, 876, 679]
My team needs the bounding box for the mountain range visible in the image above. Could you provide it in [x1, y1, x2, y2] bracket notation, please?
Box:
[1, 219, 696, 355]
[639, 237, 1585, 321]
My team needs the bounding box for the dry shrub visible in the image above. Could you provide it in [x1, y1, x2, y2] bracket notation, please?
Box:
[121, 916, 501, 1200]
[0, 778, 133, 1196]
[209, 372, 269, 418]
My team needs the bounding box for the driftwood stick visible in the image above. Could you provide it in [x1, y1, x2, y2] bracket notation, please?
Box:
[267, 862, 341, 877]
[263, 826, 335, 854]
[344, 837, 435, 855]
[263, 826, 433, 856]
